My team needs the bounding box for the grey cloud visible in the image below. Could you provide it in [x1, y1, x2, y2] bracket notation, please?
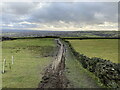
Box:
[2, 2, 39, 15]
[28, 2, 117, 25]
[1, 2, 118, 29]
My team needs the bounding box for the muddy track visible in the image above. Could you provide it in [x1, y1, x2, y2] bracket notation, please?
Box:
[36, 39, 70, 89]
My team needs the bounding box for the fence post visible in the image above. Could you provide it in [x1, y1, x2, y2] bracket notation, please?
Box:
[2, 59, 5, 73]
[12, 56, 14, 64]
[5, 59, 6, 67]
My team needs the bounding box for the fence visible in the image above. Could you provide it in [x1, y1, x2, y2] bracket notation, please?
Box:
[2, 56, 14, 74]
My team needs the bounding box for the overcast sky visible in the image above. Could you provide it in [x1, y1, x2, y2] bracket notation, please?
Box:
[0, 2, 118, 31]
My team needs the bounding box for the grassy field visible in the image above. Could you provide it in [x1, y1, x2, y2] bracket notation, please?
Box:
[67, 39, 119, 63]
[2, 38, 56, 88]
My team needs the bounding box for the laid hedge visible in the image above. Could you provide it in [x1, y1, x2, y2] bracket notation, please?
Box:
[65, 40, 120, 88]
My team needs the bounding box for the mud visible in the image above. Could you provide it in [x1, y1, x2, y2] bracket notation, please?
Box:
[36, 39, 70, 89]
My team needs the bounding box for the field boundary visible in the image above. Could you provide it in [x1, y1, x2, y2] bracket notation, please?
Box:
[1, 36, 120, 42]
[64, 40, 120, 88]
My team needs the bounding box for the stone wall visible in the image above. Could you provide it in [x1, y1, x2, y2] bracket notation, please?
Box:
[65, 41, 120, 88]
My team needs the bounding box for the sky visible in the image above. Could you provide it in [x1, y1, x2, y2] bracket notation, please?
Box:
[0, 2, 118, 31]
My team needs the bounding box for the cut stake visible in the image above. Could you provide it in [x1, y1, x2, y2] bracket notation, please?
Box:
[12, 56, 14, 64]
[2, 59, 5, 73]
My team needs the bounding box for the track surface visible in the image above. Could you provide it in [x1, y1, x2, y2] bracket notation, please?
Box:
[37, 39, 101, 89]
[37, 39, 70, 89]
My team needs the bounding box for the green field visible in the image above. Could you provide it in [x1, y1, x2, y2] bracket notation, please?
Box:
[67, 39, 119, 63]
[2, 38, 56, 88]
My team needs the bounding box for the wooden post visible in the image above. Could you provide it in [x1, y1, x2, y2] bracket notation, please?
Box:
[4, 59, 6, 67]
[2, 59, 5, 73]
[12, 56, 14, 64]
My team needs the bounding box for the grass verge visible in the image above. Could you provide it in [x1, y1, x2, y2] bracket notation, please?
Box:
[64, 42, 105, 88]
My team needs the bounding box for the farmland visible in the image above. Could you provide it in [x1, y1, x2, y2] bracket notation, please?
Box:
[2, 38, 56, 88]
[2, 29, 119, 38]
[67, 39, 119, 63]
[1, 37, 120, 88]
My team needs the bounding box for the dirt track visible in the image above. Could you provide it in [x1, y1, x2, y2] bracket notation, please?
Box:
[36, 39, 70, 89]
[36, 39, 102, 89]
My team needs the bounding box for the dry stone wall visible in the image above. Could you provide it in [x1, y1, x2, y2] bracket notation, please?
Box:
[65, 41, 120, 88]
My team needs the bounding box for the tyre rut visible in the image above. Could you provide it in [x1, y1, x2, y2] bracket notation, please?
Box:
[37, 39, 70, 89]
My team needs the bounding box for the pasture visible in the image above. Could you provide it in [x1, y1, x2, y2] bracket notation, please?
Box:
[67, 39, 119, 63]
[2, 38, 56, 88]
